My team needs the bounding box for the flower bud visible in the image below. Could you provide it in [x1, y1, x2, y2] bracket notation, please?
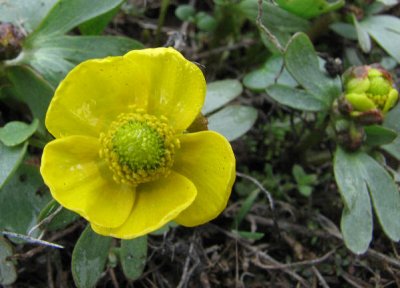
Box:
[336, 121, 364, 151]
[351, 109, 384, 126]
[0, 23, 24, 61]
[343, 65, 399, 114]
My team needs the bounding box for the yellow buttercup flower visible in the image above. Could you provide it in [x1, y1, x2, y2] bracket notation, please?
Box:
[40, 48, 236, 239]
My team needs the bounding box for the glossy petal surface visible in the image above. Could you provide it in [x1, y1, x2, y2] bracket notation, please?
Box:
[46, 48, 206, 138]
[173, 131, 236, 226]
[92, 171, 196, 238]
[124, 48, 206, 132]
[41, 136, 134, 228]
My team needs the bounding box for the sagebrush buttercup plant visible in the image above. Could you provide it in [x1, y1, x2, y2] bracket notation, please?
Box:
[40, 48, 236, 239]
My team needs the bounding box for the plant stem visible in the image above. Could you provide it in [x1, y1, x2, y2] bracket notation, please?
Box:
[156, 0, 171, 45]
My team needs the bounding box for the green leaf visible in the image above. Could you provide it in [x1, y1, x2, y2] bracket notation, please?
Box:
[233, 188, 260, 228]
[274, 0, 344, 19]
[0, 142, 27, 189]
[0, 237, 17, 285]
[238, 0, 310, 33]
[384, 103, 400, 132]
[377, 0, 398, 5]
[208, 105, 258, 141]
[334, 147, 372, 254]
[364, 125, 397, 147]
[266, 84, 327, 111]
[330, 23, 358, 40]
[202, 79, 243, 115]
[382, 104, 400, 159]
[175, 5, 196, 22]
[340, 187, 372, 255]
[360, 153, 400, 242]
[195, 12, 217, 32]
[243, 56, 297, 91]
[298, 185, 312, 197]
[79, 6, 121, 35]
[334, 147, 367, 209]
[22, 54, 75, 87]
[237, 0, 310, 51]
[150, 222, 178, 236]
[360, 15, 400, 63]
[233, 230, 264, 240]
[382, 136, 400, 160]
[0, 0, 57, 33]
[30, 0, 125, 37]
[0, 119, 39, 147]
[292, 165, 315, 197]
[5, 66, 53, 125]
[72, 226, 112, 288]
[120, 236, 147, 281]
[37, 200, 80, 231]
[353, 14, 371, 53]
[292, 164, 316, 185]
[335, 147, 400, 252]
[23, 35, 143, 87]
[0, 164, 50, 235]
[35, 35, 143, 63]
[284, 33, 341, 105]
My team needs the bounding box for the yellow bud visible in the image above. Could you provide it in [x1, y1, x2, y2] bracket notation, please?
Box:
[343, 65, 398, 114]
[346, 77, 370, 94]
[345, 92, 376, 112]
[382, 88, 399, 113]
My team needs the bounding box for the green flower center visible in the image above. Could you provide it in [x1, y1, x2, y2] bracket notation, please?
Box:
[113, 121, 165, 171]
[99, 111, 179, 185]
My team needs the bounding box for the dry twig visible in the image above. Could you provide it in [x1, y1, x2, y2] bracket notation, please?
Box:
[311, 266, 330, 288]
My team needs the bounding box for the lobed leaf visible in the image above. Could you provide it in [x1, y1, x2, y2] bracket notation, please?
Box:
[359, 153, 400, 242]
[360, 15, 400, 63]
[353, 15, 372, 53]
[382, 103, 400, 159]
[334, 147, 373, 254]
[334, 147, 400, 253]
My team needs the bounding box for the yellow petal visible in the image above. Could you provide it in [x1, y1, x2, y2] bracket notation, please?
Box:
[92, 171, 196, 239]
[46, 47, 205, 138]
[41, 136, 134, 228]
[124, 48, 206, 132]
[173, 131, 236, 227]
